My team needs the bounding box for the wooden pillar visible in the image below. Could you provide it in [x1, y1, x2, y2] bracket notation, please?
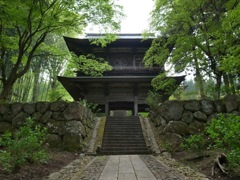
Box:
[105, 83, 109, 116]
[133, 48, 136, 68]
[105, 96, 109, 116]
[134, 95, 138, 116]
[133, 83, 138, 116]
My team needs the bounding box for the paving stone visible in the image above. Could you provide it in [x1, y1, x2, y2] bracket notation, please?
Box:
[140, 155, 181, 180]
[118, 173, 137, 180]
[76, 156, 109, 180]
[48, 154, 209, 180]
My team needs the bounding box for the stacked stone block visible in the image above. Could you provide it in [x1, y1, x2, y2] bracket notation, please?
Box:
[0, 101, 95, 151]
[149, 95, 240, 149]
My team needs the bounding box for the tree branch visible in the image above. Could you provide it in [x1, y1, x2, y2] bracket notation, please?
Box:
[17, 32, 47, 79]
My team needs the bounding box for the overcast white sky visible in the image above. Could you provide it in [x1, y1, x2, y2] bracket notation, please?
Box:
[118, 0, 154, 33]
[87, 0, 154, 33]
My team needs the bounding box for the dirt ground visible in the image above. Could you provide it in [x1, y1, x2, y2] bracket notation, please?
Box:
[0, 148, 239, 180]
[148, 119, 239, 180]
[172, 150, 240, 180]
[0, 149, 77, 180]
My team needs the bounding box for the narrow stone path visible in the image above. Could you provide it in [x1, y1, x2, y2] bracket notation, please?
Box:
[99, 155, 156, 180]
[73, 155, 187, 180]
[48, 154, 209, 180]
[71, 156, 109, 180]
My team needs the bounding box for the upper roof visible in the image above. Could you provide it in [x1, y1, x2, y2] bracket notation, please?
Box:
[82, 33, 155, 39]
[64, 34, 155, 56]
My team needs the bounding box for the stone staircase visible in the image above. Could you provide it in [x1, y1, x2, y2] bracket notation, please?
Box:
[101, 116, 149, 155]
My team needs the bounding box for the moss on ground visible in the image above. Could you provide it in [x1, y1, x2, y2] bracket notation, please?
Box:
[95, 117, 106, 151]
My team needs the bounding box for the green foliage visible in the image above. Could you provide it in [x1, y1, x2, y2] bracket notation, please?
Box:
[0, 0, 123, 101]
[48, 82, 73, 102]
[178, 79, 200, 100]
[144, 38, 169, 68]
[206, 114, 240, 150]
[150, 73, 180, 99]
[70, 53, 112, 76]
[0, 118, 48, 172]
[90, 34, 118, 47]
[79, 99, 101, 114]
[227, 148, 240, 169]
[182, 114, 240, 169]
[146, 91, 162, 111]
[162, 142, 174, 153]
[206, 114, 240, 169]
[181, 134, 206, 154]
[146, 0, 240, 99]
[138, 112, 149, 118]
[171, 85, 185, 100]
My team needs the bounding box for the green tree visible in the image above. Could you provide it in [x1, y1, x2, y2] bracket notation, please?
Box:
[69, 53, 113, 77]
[145, 0, 240, 99]
[0, 0, 122, 101]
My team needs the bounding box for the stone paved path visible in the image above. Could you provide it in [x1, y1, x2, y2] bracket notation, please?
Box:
[71, 156, 109, 180]
[74, 155, 185, 180]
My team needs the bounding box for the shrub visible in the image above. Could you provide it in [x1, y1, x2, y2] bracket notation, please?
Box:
[0, 118, 49, 172]
[227, 148, 240, 169]
[181, 134, 206, 154]
[206, 114, 240, 169]
[178, 113, 240, 173]
[146, 91, 162, 111]
[206, 114, 240, 150]
[79, 99, 100, 113]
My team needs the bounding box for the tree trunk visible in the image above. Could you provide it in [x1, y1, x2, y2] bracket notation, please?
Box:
[0, 80, 15, 102]
[32, 73, 40, 102]
[194, 58, 205, 99]
[10, 78, 20, 102]
[21, 73, 33, 102]
[223, 73, 230, 96]
[229, 74, 236, 94]
[215, 73, 222, 100]
[31, 57, 43, 102]
[45, 81, 50, 101]
[40, 76, 46, 101]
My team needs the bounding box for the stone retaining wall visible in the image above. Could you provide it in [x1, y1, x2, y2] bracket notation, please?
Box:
[0, 101, 95, 151]
[149, 95, 240, 148]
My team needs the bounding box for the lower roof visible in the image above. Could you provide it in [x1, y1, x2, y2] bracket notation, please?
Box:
[57, 76, 156, 83]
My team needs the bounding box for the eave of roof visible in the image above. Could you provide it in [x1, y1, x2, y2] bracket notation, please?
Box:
[83, 33, 155, 40]
[58, 75, 186, 83]
[58, 76, 156, 83]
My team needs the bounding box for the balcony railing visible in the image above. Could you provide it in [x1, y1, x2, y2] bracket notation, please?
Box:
[76, 66, 163, 76]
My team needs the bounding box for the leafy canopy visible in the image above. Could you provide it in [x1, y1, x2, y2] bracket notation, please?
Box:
[0, 0, 123, 100]
[144, 0, 240, 97]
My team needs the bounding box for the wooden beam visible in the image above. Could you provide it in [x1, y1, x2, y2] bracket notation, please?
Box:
[105, 95, 109, 116]
[105, 83, 109, 116]
[134, 83, 138, 116]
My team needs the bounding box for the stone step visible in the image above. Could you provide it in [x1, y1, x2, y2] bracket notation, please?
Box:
[102, 143, 147, 147]
[101, 147, 148, 151]
[101, 148, 150, 155]
[105, 120, 140, 122]
[103, 138, 145, 142]
[103, 134, 143, 137]
[103, 141, 146, 146]
[107, 116, 139, 119]
[101, 116, 149, 155]
[103, 140, 145, 143]
[103, 134, 144, 138]
[105, 125, 142, 130]
[105, 123, 141, 126]
[104, 130, 143, 133]
[100, 151, 149, 155]
[104, 128, 143, 131]
[105, 122, 140, 125]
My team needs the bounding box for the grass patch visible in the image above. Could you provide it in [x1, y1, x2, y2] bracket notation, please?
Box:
[95, 117, 106, 151]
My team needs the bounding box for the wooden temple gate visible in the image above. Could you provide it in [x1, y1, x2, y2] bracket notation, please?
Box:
[58, 34, 185, 116]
